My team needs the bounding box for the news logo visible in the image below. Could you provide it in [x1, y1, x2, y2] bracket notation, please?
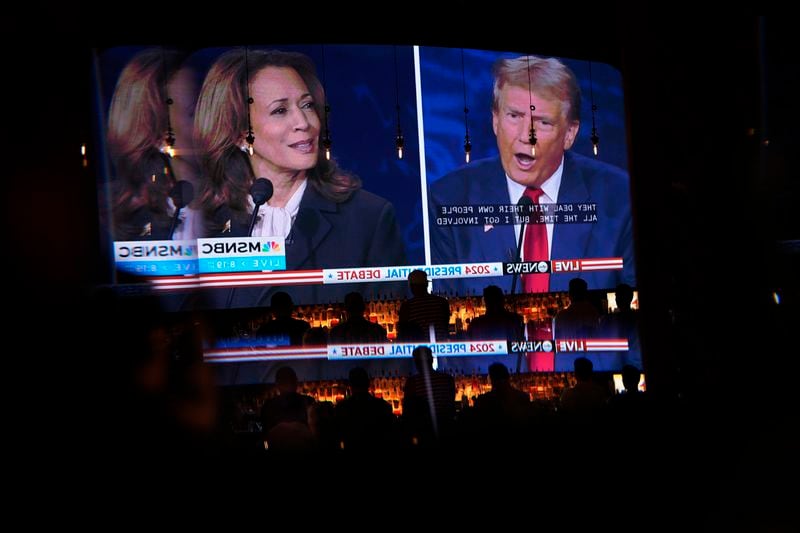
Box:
[197, 236, 286, 273]
[114, 240, 198, 276]
[503, 261, 551, 275]
[509, 340, 554, 353]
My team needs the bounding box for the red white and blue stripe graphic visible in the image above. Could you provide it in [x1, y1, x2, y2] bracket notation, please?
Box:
[204, 345, 328, 364]
[578, 258, 624, 271]
[146, 258, 623, 292]
[204, 338, 627, 363]
[146, 270, 324, 291]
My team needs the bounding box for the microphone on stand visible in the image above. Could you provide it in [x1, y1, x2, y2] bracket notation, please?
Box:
[509, 194, 533, 295]
[168, 181, 194, 239]
[248, 178, 274, 236]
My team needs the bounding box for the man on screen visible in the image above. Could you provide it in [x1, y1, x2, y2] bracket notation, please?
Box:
[429, 55, 635, 295]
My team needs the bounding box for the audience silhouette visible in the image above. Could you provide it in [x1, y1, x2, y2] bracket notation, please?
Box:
[260, 366, 316, 451]
[329, 292, 388, 344]
[559, 356, 608, 418]
[402, 346, 456, 447]
[473, 363, 531, 444]
[467, 284, 525, 373]
[257, 292, 310, 346]
[335, 367, 396, 451]
[397, 270, 450, 343]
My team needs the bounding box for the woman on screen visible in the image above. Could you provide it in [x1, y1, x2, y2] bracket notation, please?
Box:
[194, 48, 406, 271]
[194, 48, 406, 307]
[106, 48, 201, 241]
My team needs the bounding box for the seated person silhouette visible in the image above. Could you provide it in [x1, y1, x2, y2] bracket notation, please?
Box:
[468, 285, 525, 342]
[474, 363, 531, 442]
[335, 367, 395, 451]
[554, 278, 600, 339]
[260, 366, 316, 451]
[559, 356, 608, 419]
[329, 292, 388, 344]
[256, 292, 310, 346]
[465, 284, 525, 374]
[402, 346, 456, 447]
[398, 270, 450, 343]
[554, 278, 601, 371]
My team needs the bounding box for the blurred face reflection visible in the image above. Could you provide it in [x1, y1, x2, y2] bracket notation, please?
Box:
[167, 67, 198, 156]
[249, 67, 320, 178]
[492, 85, 579, 188]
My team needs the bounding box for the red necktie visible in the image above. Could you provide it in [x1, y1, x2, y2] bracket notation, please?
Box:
[522, 187, 549, 293]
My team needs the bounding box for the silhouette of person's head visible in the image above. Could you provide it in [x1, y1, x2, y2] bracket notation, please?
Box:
[396, 320, 426, 342]
[568, 277, 589, 302]
[488, 362, 511, 388]
[483, 285, 506, 314]
[302, 326, 328, 345]
[573, 356, 594, 382]
[615, 283, 634, 311]
[275, 366, 299, 394]
[344, 291, 366, 319]
[408, 269, 429, 297]
[412, 345, 434, 373]
[270, 291, 294, 319]
[621, 364, 640, 393]
[348, 367, 370, 395]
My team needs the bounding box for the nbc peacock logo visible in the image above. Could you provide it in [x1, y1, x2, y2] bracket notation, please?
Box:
[261, 241, 281, 252]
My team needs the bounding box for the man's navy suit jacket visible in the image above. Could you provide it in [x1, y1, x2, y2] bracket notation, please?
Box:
[429, 151, 635, 295]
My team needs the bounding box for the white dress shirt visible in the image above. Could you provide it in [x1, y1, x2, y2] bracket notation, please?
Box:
[250, 178, 307, 239]
[505, 155, 565, 261]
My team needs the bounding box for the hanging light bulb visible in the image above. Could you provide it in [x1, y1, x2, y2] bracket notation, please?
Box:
[396, 129, 404, 159]
[591, 126, 600, 156]
[319, 45, 333, 162]
[321, 100, 333, 160]
[323, 135, 332, 160]
[160, 48, 176, 159]
[162, 128, 176, 158]
[589, 63, 600, 157]
[461, 49, 472, 164]
[244, 50, 256, 157]
[393, 48, 404, 160]
[245, 130, 255, 157]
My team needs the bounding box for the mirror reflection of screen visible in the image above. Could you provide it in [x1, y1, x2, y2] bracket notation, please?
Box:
[92, 44, 638, 382]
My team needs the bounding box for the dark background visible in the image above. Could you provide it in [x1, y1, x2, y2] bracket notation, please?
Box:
[7, 13, 797, 524]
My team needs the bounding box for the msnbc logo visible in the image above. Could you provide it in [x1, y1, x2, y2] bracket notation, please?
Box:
[262, 241, 281, 252]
